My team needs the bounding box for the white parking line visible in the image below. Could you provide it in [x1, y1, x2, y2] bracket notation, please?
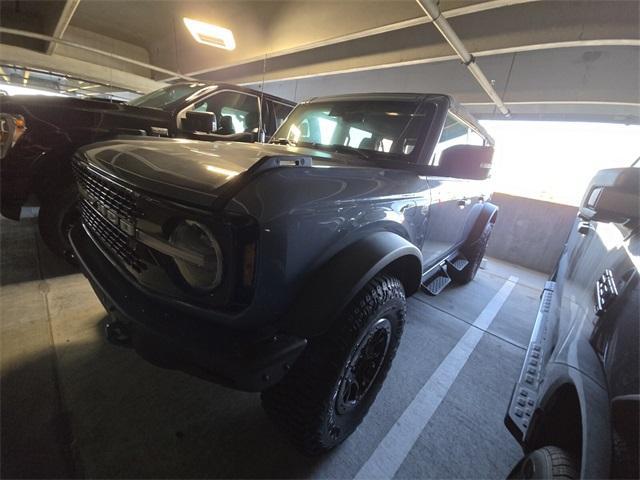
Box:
[354, 275, 519, 479]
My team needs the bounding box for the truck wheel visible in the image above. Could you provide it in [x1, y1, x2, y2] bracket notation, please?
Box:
[261, 274, 406, 455]
[508, 446, 579, 479]
[450, 221, 493, 284]
[38, 183, 80, 265]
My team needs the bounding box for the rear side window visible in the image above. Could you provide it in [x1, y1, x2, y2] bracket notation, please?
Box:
[431, 112, 485, 165]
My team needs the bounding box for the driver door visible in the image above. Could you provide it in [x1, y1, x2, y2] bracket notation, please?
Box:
[421, 112, 487, 267]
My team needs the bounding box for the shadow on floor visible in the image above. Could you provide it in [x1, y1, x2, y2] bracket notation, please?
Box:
[1, 319, 327, 479]
[1, 218, 78, 287]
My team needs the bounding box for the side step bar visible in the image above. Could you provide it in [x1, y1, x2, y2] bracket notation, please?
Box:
[505, 281, 556, 444]
[447, 257, 469, 272]
[421, 255, 469, 296]
[422, 267, 452, 295]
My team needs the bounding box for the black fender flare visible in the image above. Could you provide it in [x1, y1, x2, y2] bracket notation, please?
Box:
[460, 201, 498, 252]
[281, 231, 423, 338]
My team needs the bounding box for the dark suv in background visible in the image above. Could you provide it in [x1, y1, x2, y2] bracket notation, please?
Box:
[0, 82, 294, 260]
[506, 163, 639, 479]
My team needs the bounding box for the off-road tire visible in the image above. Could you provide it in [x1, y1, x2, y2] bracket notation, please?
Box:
[449, 221, 493, 284]
[508, 446, 579, 479]
[261, 274, 406, 455]
[38, 182, 81, 265]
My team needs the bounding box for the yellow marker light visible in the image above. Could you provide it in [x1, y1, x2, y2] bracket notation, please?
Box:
[183, 18, 236, 51]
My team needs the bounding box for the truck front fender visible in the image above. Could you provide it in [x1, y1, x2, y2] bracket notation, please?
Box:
[282, 231, 422, 338]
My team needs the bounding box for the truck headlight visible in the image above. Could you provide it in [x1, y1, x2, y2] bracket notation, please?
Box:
[0, 114, 26, 159]
[169, 221, 223, 293]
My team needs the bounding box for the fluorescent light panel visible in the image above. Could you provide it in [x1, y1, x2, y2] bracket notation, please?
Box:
[183, 17, 235, 50]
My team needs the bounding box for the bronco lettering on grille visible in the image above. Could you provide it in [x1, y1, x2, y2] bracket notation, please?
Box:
[85, 193, 136, 236]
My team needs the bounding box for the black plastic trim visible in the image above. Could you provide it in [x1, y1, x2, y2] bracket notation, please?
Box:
[69, 223, 307, 392]
[282, 231, 422, 337]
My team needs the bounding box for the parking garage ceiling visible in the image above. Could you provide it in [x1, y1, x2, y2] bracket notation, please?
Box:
[0, 0, 638, 121]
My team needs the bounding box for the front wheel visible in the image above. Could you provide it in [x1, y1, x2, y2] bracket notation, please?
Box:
[38, 182, 81, 265]
[508, 446, 579, 479]
[261, 274, 406, 455]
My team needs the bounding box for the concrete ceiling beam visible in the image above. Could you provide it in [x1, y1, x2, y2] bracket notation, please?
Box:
[0, 27, 196, 81]
[202, 0, 639, 86]
[0, 44, 166, 93]
[46, 0, 82, 55]
[160, 0, 541, 82]
[415, 0, 510, 116]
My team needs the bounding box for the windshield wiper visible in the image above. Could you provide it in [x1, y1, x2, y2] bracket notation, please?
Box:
[270, 139, 371, 160]
[323, 144, 370, 160]
[270, 137, 295, 146]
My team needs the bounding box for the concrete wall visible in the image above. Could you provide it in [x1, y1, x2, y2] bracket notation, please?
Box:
[486, 193, 578, 274]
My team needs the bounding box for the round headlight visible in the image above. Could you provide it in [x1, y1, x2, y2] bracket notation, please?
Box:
[169, 221, 222, 293]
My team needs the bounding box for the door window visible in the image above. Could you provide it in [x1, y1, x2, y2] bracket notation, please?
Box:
[181, 91, 260, 134]
[431, 113, 485, 165]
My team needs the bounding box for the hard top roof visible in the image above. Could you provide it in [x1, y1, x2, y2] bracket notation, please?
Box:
[304, 92, 493, 145]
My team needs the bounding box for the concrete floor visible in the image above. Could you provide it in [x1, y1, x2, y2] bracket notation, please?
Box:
[1, 215, 547, 479]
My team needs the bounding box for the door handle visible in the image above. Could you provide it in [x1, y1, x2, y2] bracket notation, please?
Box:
[577, 220, 594, 235]
[458, 198, 471, 208]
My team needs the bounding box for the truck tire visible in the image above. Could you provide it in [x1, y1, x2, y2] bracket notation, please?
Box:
[261, 274, 406, 455]
[38, 182, 80, 264]
[450, 221, 493, 284]
[508, 446, 579, 479]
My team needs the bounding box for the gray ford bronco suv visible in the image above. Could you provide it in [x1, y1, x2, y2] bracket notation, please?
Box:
[506, 163, 639, 479]
[69, 93, 498, 453]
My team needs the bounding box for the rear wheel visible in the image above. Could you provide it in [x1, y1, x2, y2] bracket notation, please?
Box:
[449, 221, 493, 284]
[38, 182, 80, 265]
[508, 446, 579, 479]
[261, 274, 406, 455]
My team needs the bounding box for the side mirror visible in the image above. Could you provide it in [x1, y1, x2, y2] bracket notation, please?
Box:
[183, 111, 217, 134]
[579, 168, 640, 224]
[436, 144, 494, 180]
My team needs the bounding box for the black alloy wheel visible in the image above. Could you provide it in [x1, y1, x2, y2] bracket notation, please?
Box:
[335, 317, 392, 415]
[261, 274, 406, 455]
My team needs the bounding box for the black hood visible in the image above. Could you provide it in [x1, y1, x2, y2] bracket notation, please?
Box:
[3, 94, 164, 115]
[2, 95, 169, 134]
[77, 138, 370, 206]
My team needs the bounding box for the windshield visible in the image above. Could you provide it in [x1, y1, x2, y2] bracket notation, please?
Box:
[128, 83, 207, 110]
[271, 100, 431, 158]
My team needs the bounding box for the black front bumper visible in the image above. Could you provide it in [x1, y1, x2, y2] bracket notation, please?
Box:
[69, 223, 307, 392]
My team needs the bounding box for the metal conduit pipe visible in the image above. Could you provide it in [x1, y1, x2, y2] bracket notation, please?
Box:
[415, 0, 511, 117]
[0, 27, 197, 82]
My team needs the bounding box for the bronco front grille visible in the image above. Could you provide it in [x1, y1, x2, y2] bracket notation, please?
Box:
[74, 163, 144, 271]
[73, 162, 136, 220]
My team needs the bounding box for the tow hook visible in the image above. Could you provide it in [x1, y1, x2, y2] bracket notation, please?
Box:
[105, 318, 133, 347]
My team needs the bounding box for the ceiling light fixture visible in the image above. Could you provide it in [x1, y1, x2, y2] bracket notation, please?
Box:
[23, 70, 30, 85]
[183, 17, 235, 51]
